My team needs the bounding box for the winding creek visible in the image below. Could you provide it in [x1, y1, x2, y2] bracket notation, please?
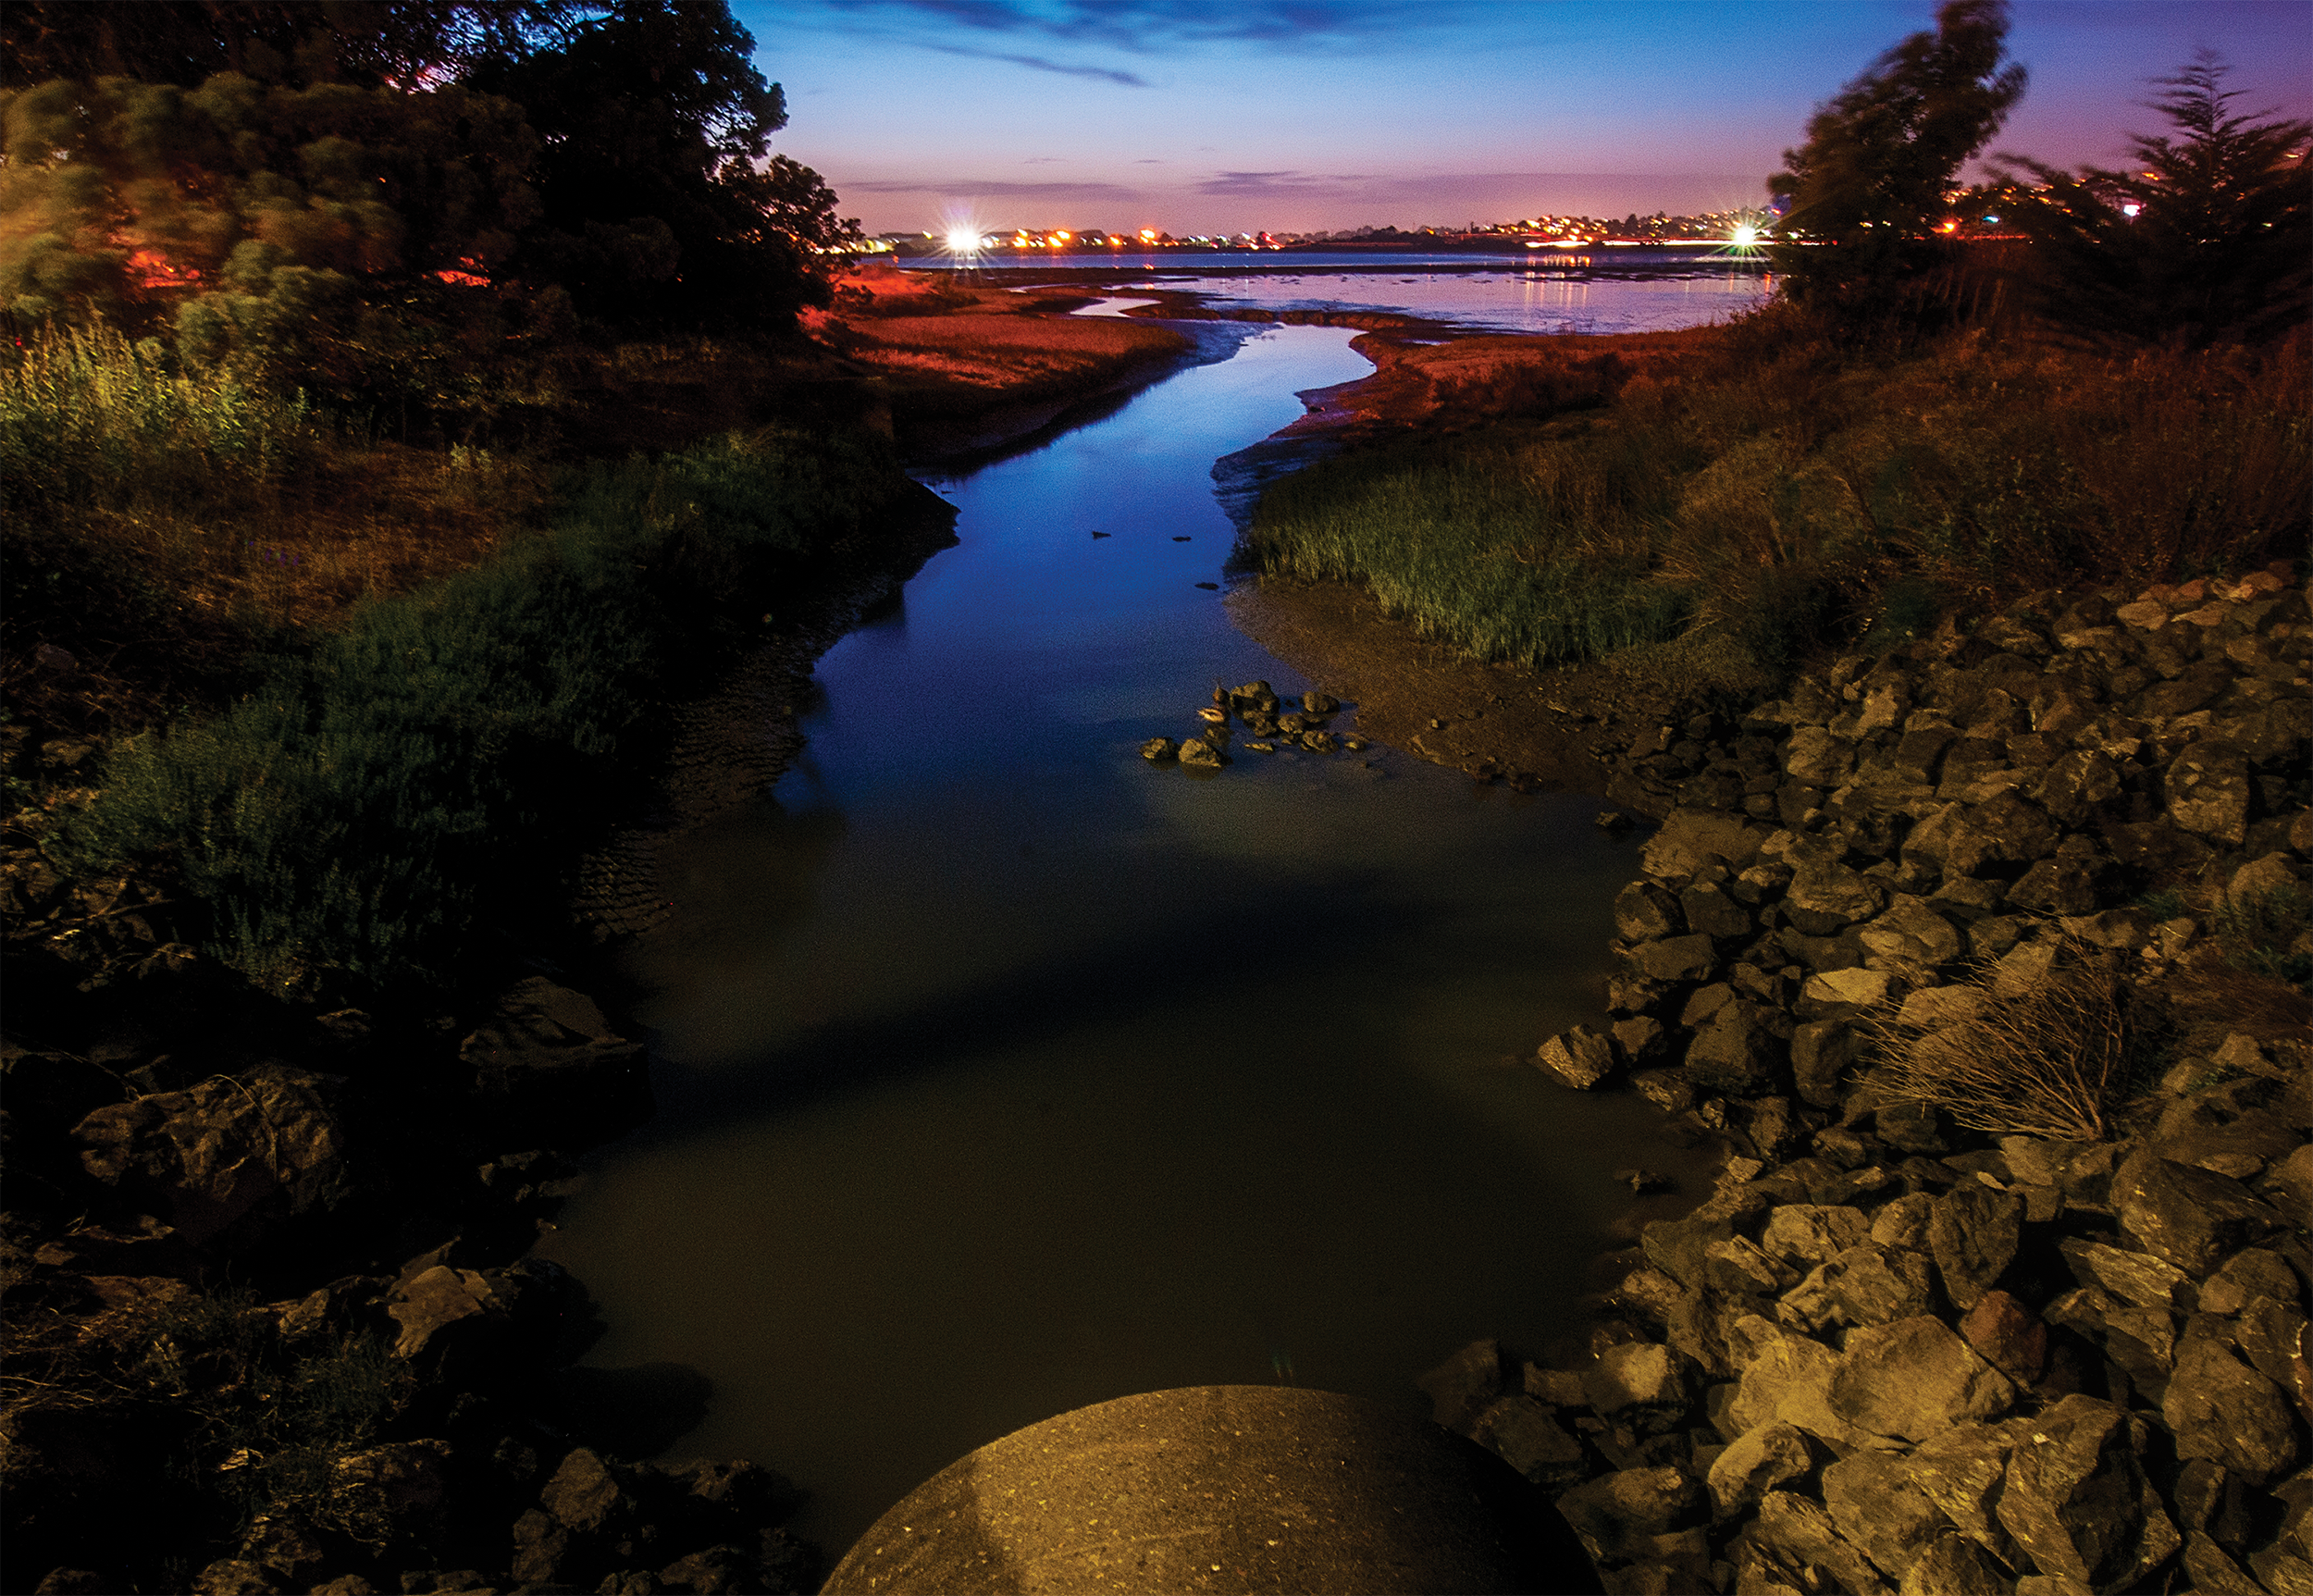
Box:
[534, 302, 1739, 1555]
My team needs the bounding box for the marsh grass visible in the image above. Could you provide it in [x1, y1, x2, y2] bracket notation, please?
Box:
[1246, 313, 2309, 676]
[45, 427, 909, 993]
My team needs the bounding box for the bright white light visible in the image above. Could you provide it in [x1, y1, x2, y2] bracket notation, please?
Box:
[946, 226, 983, 254]
[1730, 224, 1759, 247]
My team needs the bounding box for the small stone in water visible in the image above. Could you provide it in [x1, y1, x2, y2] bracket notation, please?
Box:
[1179, 738, 1224, 768]
[1343, 737, 1369, 751]
[1091, 530, 1111, 538]
[1615, 1168, 1672, 1194]
[1429, 718, 1446, 729]
[1595, 810, 1630, 830]
[1303, 691, 1340, 714]
[1246, 741, 1276, 752]
[1302, 730, 1339, 753]
[1141, 737, 1179, 761]
[1171, 535, 1192, 542]
[1195, 582, 1218, 589]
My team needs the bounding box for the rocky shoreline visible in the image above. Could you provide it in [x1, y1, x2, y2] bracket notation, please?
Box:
[1416, 566, 2312, 1594]
[1, 501, 962, 1595]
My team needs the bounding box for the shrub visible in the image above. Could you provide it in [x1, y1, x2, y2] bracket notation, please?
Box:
[46, 426, 909, 992]
[1870, 940, 2132, 1140]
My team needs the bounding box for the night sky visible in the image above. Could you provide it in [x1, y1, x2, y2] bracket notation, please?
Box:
[734, 0, 2313, 237]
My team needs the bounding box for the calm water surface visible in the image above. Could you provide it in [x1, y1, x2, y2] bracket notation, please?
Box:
[533, 319, 1715, 1556]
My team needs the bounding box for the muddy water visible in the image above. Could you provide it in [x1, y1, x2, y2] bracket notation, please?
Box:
[533, 324, 1716, 1556]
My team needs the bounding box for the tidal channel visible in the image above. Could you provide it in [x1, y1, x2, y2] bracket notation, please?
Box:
[533, 320, 1717, 1555]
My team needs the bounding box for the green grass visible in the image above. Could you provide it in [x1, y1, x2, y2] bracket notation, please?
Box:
[1243, 312, 2310, 679]
[1, 322, 315, 512]
[45, 427, 911, 994]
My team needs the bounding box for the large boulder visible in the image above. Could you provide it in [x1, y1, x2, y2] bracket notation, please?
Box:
[1741, 1491, 1888, 1596]
[1537, 1026, 1617, 1090]
[1901, 794, 2059, 879]
[2112, 1150, 2285, 1276]
[1416, 1339, 1505, 1434]
[1683, 1002, 1783, 1098]
[1828, 1317, 2016, 1445]
[1784, 860, 1889, 937]
[1471, 1395, 1589, 1489]
[2162, 1337, 2302, 1487]
[2164, 741, 2252, 847]
[1995, 1395, 2179, 1592]
[72, 1062, 353, 1247]
[1927, 1185, 2022, 1310]
[1555, 1466, 1705, 1566]
[1614, 883, 1683, 942]
[1780, 1244, 1938, 1333]
[1706, 1421, 1816, 1521]
[1858, 897, 1963, 968]
[1906, 1420, 2027, 1569]
[1582, 1342, 1698, 1435]
[384, 1256, 566, 1379]
[464, 978, 649, 1148]
[1822, 1450, 1954, 1584]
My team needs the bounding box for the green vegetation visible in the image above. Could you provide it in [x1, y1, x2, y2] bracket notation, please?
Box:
[2214, 886, 2313, 993]
[1244, 320, 2309, 679]
[43, 423, 908, 994]
[1997, 55, 2313, 348]
[1767, 0, 2027, 332]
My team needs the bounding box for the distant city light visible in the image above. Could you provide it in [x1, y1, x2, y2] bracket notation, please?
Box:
[945, 226, 983, 254]
[1730, 224, 1759, 247]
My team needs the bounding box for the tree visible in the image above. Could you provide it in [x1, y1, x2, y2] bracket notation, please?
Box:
[0, 1, 576, 93]
[1768, 0, 2027, 325]
[467, 0, 858, 335]
[1996, 53, 2311, 346]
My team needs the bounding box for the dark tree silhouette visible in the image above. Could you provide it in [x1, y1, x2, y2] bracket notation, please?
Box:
[1768, 0, 2027, 328]
[1996, 53, 2312, 346]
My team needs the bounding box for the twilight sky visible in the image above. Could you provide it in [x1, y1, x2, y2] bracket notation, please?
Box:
[731, 0, 2313, 237]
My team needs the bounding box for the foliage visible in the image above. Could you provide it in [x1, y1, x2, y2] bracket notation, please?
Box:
[1768, 0, 2027, 329]
[2214, 885, 2313, 992]
[1996, 54, 2313, 347]
[0, 68, 549, 413]
[45, 427, 910, 992]
[466, 0, 859, 334]
[1, 321, 315, 508]
[1245, 315, 2308, 680]
[1, 1, 575, 93]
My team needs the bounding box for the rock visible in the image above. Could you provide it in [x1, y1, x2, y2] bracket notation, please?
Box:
[1929, 1185, 2023, 1310]
[1619, 884, 1693, 944]
[1641, 808, 1765, 883]
[1300, 729, 1338, 753]
[1416, 1339, 1504, 1433]
[1902, 794, 2060, 879]
[1824, 1450, 1954, 1583]
[1583, 1342, 1698, 1433]
[2198, 1248, 2301, 1317]
[1996, 1394, 2179, 1592]
[1958, 1291, 2048, 1386]
[1786, 726, 1859, 788]
[1471, 1395, 1588, 1489]
[2041, 1286, 2177, 1392]
[1707, 1234, 1802, 1297]
[1726, 1318, 1872, 1451]
[1871, 1193, 1936, 1251]
[1177, 737, 1223, 768]
[660, 1544, 761, 1593]
[1684, 1002, 1782, 1098]
[1302, 691, 1339, 714]
[2056, 1241, 2189, 1311]
[1896, 984, 1988, 1032]
[2165, 741, 2252, 847]
[1681, 883, 1754, 942]
[1707, 1421, 1816, 1520]
[384, 1258, 562, 1378]
[1746, 1490, 1890, 1596]
[1782, 1244, 1939, 1332]
[1800, 967, 1892, 1008]
[2163, 1336, 2302, 1486]
[1612, 1017, 1667, 1068]
[2113, 1149, 2284, 1275]
[1538, 1026, 1618, 1090]
[1908, 1419, 2027, 1568]
[1898, 1533, 2015, 1596]
[191, 1562, 278, 1595]
[1761, 1206, 1874, 1270]
[1860, 897, 1965, 968]
[1830, 1317, 2017, 1444]
[1643, 1211, 1743, 1293]
[1634, 934, 1716, 984]
[328, 1440, 451, 1546]
[1785, 859, 1890, 936]
[462, 979, 648, 1147]
[1555, 1465, 1706, 1565]
[1792, 1018, 1868, 1108]
[2006, 855, 2101, 918]
[71, 1062, 353, 1247]
[2182, 1531, 2267, 1596]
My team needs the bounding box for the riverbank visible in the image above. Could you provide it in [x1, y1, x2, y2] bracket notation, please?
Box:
[1388, 569, 2313, 1594]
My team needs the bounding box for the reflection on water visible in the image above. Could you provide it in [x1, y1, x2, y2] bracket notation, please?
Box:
[533, 322, 1719, 1557]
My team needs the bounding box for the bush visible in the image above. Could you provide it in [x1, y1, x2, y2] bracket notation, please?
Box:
[46, 426, 908, 992]
[1870, 940, 2132, 1141]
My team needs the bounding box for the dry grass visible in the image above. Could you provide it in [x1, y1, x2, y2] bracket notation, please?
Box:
[1870, 940, 2132, 1141]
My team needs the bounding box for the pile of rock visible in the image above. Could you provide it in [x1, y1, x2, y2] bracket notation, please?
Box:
[1140, 680, 1369, 768]
[1482, 571, 2313, 1593]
